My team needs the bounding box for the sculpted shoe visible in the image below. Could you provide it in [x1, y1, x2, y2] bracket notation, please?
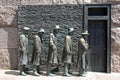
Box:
[81, 73, 87, 77]
[51, 70, 55, 74]
[20, 71, 27, 76]
[33, 71, 40, 76]
[63, 73, 71, 77]
[68, 71, 72, 74]
[79, 72, 87, 77]
[47, 72, 55, 76]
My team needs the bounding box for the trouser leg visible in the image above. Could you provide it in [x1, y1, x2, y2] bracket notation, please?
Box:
[63, 63, 68, 75]
[79, 54, 87, 77]
[20, 65, 27, 76]
[33, 65, 40, 76]
[36, 66, 40, 74]
[68, 64, 72, 74]
[51, 65, 59, 74]
[79, 54, 84, 76]
[47, 64, 55, 76]
[63, 63, 71, 76]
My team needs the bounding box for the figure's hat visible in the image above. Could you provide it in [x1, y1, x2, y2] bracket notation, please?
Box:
[68, 27, 74, 33]
[80, 30, 89, 35]
[54, 25, 61, 30]
[39, 28, 45, 33]
[23, 27, 30, 31]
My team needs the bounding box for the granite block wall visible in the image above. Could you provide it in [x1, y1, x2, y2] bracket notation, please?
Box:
[18, 5, 83, 68]
[0, 27, 18, 69]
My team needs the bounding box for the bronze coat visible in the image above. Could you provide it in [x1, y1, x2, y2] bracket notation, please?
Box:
[62, 35, 73, 64]
[31, 35, 42, 66]
[78, 37, 88, 70]
[19, 34, 28, 65]
[47, 33, 58, 64]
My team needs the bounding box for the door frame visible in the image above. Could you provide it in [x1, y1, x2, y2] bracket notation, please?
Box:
[84, 4, 111, 73]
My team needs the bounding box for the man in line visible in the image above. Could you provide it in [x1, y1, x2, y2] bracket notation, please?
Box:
[19, 27, 30, 76]
[62, 27, 74, 76]
[78, 31, 89, 77]
[31, 28, 45, 76]
[47, 25, 61, 76]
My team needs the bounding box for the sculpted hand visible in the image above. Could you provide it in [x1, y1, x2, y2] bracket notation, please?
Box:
[22, 47, 27, 53]
[37, 49, 41, 53]
[53, 45, 57, 50]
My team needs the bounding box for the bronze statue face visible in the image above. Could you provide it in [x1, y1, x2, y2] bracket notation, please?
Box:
[53, 29, 60, 37]
[68, 27, 74, 36]
[38, 32, 44, 37]
[23, 27, 30, 35]
[54, 29, 60, 33]
[24, 30, 29, 35]
[68, 31, 74, 36]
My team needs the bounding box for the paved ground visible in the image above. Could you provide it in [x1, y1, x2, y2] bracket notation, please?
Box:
[0, 70, 120, 80]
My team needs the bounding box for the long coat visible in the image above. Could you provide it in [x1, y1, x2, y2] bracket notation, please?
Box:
[62, 35, 73, 64]
[31, 35, 42, 66]
[19, 34, 28, 65]
[47, 33, 58, 64]
[78, 37, 88, 70]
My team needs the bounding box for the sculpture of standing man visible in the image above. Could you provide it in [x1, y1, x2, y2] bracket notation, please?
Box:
[62, 27, 74, 76]
[78, 30, 89, 77]
[31, 28, 45, 76]
[47, 25, 61, 76]
[19, 27, 30, 76]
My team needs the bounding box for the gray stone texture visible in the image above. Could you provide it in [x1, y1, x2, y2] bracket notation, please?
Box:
[0, 0, 120, 72]
[18, 5, 83, 70]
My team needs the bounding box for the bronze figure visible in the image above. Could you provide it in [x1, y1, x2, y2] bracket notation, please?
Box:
[31, 28, 45, 76]
[19, 27, 30, 76]
[47, 25, 61, 76]
[78, 31, 89, 77]
[62, 27, 74, 76]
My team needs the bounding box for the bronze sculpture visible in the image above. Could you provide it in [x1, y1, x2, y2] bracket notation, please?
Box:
[47, 25, 61, 76]
[19, 27, 30, 76]
[18, 26, 89, 77]
[78, 31, 89, 77]
[31, 28, 45, 76]
[62, 27, 74, 76]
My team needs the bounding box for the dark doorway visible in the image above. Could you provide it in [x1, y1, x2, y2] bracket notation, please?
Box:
[84, 4, 111, 73]
[88, 20, 107, 72]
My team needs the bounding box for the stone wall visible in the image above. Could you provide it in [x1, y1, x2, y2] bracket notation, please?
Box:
[0, 0, 120, 72]
[0, 27, 18, 69]
[18, 5, 83, 67]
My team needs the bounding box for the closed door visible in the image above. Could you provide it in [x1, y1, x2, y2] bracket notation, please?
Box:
[88, 20, 107, 72]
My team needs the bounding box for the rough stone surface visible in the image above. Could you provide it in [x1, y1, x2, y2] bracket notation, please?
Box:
[0, 0, 87, 27]
[0, 0, 84, 6]
[0, 49, 18, 69]
[111, 4, 120, 72]
[0, 27, 18, 48]
[111, 27, 120, 72]
[0, 27, 18, 69]
[18, 5, 83, 69]
[111, 4, 120, 25]
[0, 0, 20, 6]
[92, 0, 120, 3]
[0, 6, 17, 26]
[21, 0, 84, 5]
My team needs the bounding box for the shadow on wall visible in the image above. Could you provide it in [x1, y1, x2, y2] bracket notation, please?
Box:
[5, 70, 19, 76]
[9, 10, 18, 70]
[0, 12, 18, 70]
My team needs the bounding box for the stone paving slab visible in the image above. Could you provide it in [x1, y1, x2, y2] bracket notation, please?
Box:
[0, 70, 120, 80]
